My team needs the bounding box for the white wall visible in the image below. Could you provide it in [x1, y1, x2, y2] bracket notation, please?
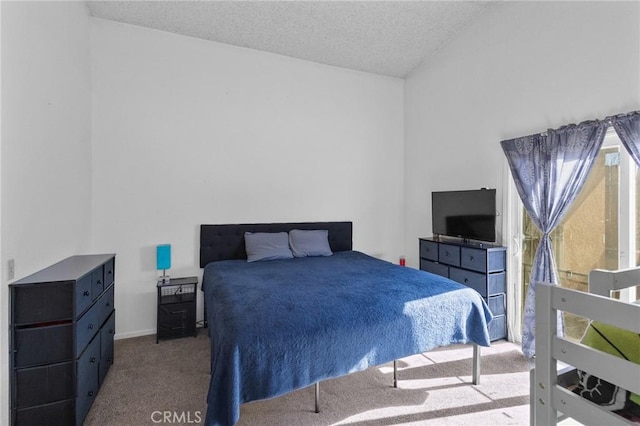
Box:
[1, 1, 92, 424]
[90, 19, 405, 337]
[404, 1, 640, 266]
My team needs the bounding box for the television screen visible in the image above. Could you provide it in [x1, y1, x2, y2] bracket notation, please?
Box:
[432, 189, 496, 242]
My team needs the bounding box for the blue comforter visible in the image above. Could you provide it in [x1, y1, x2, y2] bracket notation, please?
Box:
[202, 251, 492, 425]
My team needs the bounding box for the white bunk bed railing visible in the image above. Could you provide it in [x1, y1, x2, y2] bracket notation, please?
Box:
[534, 282, 640, 426]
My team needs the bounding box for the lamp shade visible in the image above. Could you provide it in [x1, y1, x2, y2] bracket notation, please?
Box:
[156, 244, 171, 270]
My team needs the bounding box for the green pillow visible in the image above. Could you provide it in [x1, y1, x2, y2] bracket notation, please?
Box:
[577, 320, 640, 407]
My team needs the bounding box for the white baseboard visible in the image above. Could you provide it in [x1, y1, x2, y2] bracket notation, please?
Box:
[114, 329, 156, 340]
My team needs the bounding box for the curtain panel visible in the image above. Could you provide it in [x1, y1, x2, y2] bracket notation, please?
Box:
[501, 121, 607, 358]
[611, 111, 640, 167]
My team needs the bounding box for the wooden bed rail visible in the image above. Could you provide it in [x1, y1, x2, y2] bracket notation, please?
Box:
[534, 283, 640, 426]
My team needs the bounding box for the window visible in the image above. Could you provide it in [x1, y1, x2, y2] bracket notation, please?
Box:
[519, 130, 638, 340]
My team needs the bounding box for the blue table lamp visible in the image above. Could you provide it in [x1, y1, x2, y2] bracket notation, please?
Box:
[156, 244, 171, 283]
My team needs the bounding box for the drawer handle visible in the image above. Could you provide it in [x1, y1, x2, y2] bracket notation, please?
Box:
[97, 280, 102, 285]
[108, 270, 113, 275]
[170, 310, 187, 315]
[88, 324, 94, 330]
[109, 329, 114, 334]
[106, 302, 111, 307]
[90, 357, 96, 363]
[88, 391, 94, 397]
[470, 256, 474, 261]
[464, 278, 469, 283]
[83, 290, 90, 296]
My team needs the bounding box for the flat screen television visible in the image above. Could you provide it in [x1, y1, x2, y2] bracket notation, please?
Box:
[432, 189, 496, 242]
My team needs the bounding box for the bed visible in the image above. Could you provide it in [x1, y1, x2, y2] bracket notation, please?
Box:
[532, 267, 640, 425]
[200, 221, 493, 426]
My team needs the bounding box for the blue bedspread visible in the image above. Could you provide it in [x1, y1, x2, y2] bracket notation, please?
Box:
[202, 251, 492, 425]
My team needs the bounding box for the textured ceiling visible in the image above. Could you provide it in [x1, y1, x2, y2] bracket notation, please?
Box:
[86, 1, 497, 78]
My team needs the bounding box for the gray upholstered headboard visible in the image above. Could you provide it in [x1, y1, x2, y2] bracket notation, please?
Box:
[199, 221, 353, 267]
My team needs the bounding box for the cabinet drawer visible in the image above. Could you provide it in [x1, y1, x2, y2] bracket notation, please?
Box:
[438, 244, 460, 267]
[419, 259, 449, 277]
[76, 274, 93, 316]
[15, 361, 74, 408]
[449, 267, 487, 297]
[15, 399, 73, 426]
[13, 283, 74, 325]
[488, 294, 506, 316]
[91, 266, 104, 301]
[419, 240, 438, 261]
[76, 305, 100, 358]
[460, 248, 487, 273]
[14, 323, 73, 368]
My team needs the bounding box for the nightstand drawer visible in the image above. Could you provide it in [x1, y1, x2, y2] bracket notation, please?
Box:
[438, 244, 460, 267]
[419, 240, 438, 261]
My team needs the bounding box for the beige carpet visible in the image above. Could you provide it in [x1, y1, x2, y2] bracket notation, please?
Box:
[85, 332, 533, 425]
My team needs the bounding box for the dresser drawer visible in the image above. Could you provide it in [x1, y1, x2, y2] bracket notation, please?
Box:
[76, 305, 100, 358]
[13, 283, 74, 325]
[76, 274, 93, 316]
[438, 244, 460, 267]
[449, 267, 487, 297]
[76, 335, 100, 424]
[14, 323, 74, 368]
[15, 399, 73, 426]
[91, 266, 104, 301]
[488, 294, 506, 316]
[99, 312, 116, 386]
[15, 361, 74, 408]
[488, 272, 506, 296]
[489, 315, 507, 341]
[419, 259, 449, 277]
[460, 248, 487, 273]
[104, 258, 115, 286]
[419, 240, 438, 261]
[98, 285, 115, 327]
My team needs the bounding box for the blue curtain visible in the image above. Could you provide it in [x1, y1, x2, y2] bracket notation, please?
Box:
[501, 120, 607, 358]
[611, 111, 640, 167]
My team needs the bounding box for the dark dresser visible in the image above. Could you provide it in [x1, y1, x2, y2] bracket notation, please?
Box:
[419, 238, 507, 340]
[9, 254, 116, 426]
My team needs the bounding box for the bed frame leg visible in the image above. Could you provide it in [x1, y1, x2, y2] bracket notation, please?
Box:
[472, 344, 480, 385]
[315, 382, 320, 413]
[393, 360, 398, 388]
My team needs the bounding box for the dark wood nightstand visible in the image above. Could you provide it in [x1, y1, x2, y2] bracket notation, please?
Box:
[156, 276, 198, 343]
